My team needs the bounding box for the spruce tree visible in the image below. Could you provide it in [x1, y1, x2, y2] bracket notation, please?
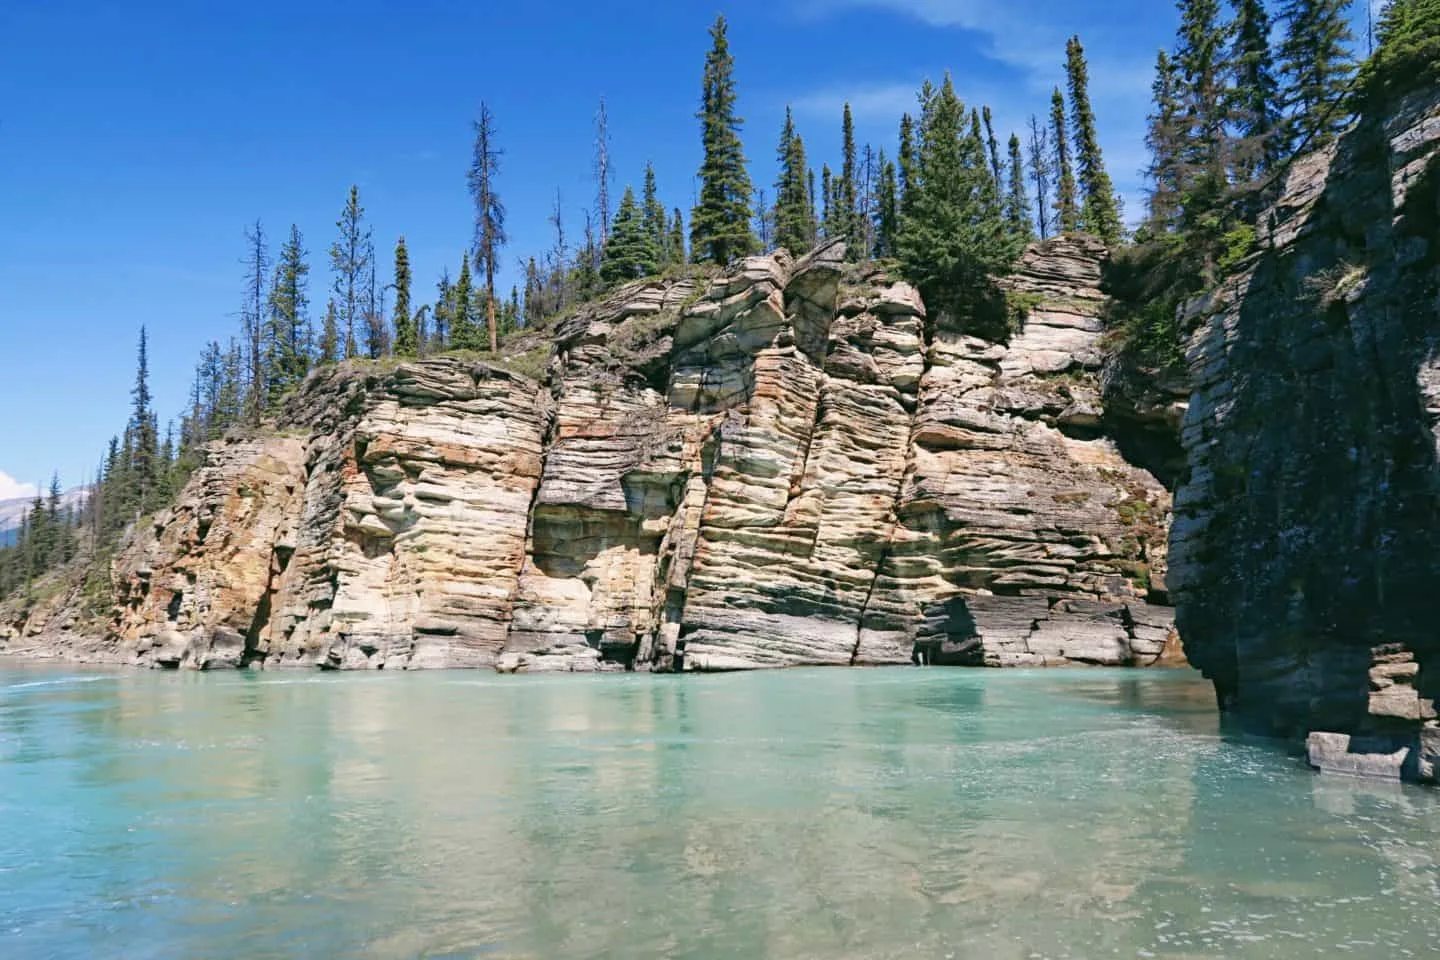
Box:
[1228, 0, 1283, 182]
[241, 221, 270, 421]
[898, 113, 917, 219]
[838, 102, 859, 252]
[875, 152, 899, 258]
[1144, 49, 1186, 229]
[1066, 36, 1122, 244]
[129, 327, 158, 516]
[773, 108, 816, 254]
[269, 225, 309, 390]
[691, 16, 757, 265]
[669, 209, 686, 265]
[1277, 0, 1356, 150]
[602, 186, 661, 284]
[1051, 88, 1079, 232]
[897, 74, 1014, 331]
[641, 162, 668, 259]
[1174, 0, 1228, 217]
[432, 271, 452, 350]
[331, 186, 371, 360]
[1005, 133, 1034, 245]
[392, 237, 417, 357]
[451, 255, 479, 350]
[318, 300, 339, 364]
[469, 101, 507, 352]
[821, 164, 835, 237]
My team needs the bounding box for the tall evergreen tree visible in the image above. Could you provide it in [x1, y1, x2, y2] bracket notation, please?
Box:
[1050, 89, 1079, 232]
[1005, 133, 1034, 245]
[838, 102, 859, 252]
[594, 97, 613, 247]
[1173, 0, 1229, 218]
[602, 186, 661, 284]
[1228, 0, 1283, 182]
[392, 237, 417, 358]
[1144, 49, 1187, 229]
[875, 152, 899, 258]
[432, 271, 452, 351]
[241, 220, 270, 421]
[268, 225, 310, 391]
[319, 300, 339, 366]
[668, 209, 686, 265]
[128, 327, 158, 516]
[1277, 0, 1356, 150]
[522, 257, 543, 328]
[468, 101, 507, 352]
[821, 164, 835, 237]
[641, 162, 668, 259]
[897, 74, 1014, 331]
[330, 185, 371, 361]
[773, 108, 816, 254]
[898, 112, 917, 219]
[690, 15, 757, 265]
[1066, 36, 1122, 244]
[451, 255, 479, 350]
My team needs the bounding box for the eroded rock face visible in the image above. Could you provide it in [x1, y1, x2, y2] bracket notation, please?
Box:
[6, 236, 1177, 672]
[1171, 86, 1440, 777]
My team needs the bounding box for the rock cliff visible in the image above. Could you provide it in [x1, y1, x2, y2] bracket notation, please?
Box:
[1171, 85, 1440, 779]
[3, 237, 1178, 671]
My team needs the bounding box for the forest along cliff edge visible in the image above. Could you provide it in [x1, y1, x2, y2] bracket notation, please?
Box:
[1171, 84, 1440, 782]
[2, 237, 1181, 672]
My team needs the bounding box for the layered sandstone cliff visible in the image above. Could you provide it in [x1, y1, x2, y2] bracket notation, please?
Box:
[3, 237, 1177, 671]
[1171, 85, 1440, 780]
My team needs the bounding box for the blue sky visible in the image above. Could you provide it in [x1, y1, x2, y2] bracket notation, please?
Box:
[0, 0, 1370, 497]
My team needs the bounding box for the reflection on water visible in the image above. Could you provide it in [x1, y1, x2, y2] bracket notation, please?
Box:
[1, 664, 1438, 958]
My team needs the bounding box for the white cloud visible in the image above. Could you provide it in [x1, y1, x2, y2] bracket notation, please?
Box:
[0, 471, 38, 501]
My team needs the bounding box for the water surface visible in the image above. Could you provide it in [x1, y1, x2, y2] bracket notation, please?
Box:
[2, 663, 1437, 958]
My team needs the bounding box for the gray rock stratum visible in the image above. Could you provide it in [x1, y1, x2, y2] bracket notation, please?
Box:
[1171, 85, 1440, 781]
[2, 237, 1179, 672]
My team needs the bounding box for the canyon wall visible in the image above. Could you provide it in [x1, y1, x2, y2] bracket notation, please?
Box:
[1171, 86, 1440, 780]
[3, 237, 1178, 672]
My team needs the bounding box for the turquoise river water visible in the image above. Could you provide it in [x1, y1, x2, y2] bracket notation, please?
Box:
[2, 663, 1438, 958]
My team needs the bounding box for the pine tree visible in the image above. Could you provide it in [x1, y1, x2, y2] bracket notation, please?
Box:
[1005, 133, 1034, 245]
[392, 237, 417, 357]
[452, 255, 479, 350]
[269, 225, 310, 391]
[1144, 49, 1186, 229]
[602, 186, 661, 284]
[319, 300, 339, 364]
[1026, 114, 1053, 239]
[523, 257, 543, 327]
[1277, 0, 1356, 150]
[1066, 36, 1122, 244]
[594, 97, 613, 247]
[1051, 88, 1079, 232]
[1228, 0, 1283, 182]
[469, 101, 507, 352]
[838, 102, 859, 252]
[690, 16, 757, 265]
[331, 186, 371, 360]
